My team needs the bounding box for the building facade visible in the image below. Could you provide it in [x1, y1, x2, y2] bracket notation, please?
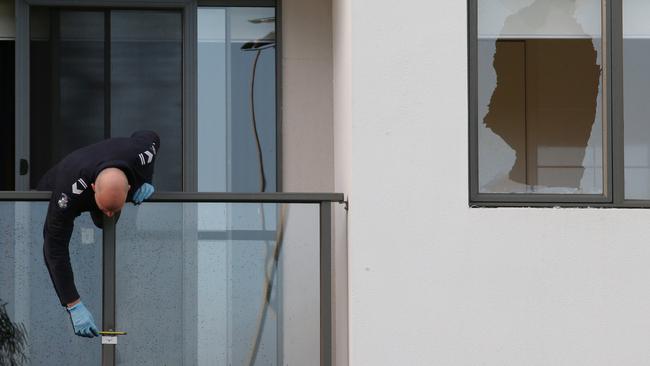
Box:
[5, 0, 650, 365]
[336, 0, 650, 365]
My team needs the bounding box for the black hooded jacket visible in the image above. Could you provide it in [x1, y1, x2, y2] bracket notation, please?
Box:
[37, 130, 160, 306]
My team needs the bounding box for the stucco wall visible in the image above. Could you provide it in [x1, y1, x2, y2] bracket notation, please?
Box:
[334, 0, 650, 365]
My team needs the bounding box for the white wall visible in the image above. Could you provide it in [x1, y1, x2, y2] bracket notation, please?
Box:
[334, 0, 650, 365]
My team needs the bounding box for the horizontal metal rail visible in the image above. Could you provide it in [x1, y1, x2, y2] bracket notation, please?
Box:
[0, 191, 345, 203]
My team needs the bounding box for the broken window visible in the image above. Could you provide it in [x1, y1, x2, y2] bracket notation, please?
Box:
[476, 0, 604, 194]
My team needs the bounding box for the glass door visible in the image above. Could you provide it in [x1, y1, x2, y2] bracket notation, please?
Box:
[20, 7, 183, 191]
[197, 6, 277, 193]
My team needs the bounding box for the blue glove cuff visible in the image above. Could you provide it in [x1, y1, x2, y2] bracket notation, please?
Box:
[67, 302, 81, 311]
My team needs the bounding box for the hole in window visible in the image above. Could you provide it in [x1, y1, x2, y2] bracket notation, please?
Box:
[477, 0, 604, 194]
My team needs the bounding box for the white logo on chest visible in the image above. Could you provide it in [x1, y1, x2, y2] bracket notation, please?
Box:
[58, 193, 69, 209]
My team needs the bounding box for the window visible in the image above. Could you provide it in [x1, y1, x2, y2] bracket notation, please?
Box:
[470, 1, 648, 206]
[198, 6, 277, 193]
[7, 1, 279, 193]
[29, 8, 183, 191]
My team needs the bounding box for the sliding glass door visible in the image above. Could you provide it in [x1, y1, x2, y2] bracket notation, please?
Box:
[26, 7, 183, 191]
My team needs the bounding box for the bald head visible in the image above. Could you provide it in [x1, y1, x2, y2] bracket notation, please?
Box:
[92, 168, 130, 217]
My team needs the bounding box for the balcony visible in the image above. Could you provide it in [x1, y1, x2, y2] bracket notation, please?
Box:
[0, 192, 343, 366]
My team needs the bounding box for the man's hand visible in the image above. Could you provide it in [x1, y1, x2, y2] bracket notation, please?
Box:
[133, 183, 155, 205]
[67, 301, 99, 338]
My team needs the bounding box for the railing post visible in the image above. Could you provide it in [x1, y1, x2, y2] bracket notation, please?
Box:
[320, 201, 333, 366]
[102, 216, 116, 366]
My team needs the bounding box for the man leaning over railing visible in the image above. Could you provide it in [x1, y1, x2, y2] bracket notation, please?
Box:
[36, 130, 159, 338]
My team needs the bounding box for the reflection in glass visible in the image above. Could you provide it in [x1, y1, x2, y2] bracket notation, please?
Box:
[28, 9, 183, 191]
[0, 202, 102, 365]
[477, 0, 604, 194]
[115, 203, 319, 365]
[624, 1, 650, 199]
[30, 9, 105, 188]
[111, 10, 183, 191]
[198, 7, 276, 193]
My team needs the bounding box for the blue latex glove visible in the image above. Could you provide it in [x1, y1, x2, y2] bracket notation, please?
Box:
[133, 183, 155, 205]
[67, 301, 99, 338]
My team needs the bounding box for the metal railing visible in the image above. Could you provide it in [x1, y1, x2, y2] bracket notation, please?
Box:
[1, 191, 345, 366]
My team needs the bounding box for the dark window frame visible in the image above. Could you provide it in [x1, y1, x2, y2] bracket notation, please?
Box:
[467, 0, 632, 208]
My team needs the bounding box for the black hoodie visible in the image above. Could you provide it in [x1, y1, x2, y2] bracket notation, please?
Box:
[37, 130, 160, 306]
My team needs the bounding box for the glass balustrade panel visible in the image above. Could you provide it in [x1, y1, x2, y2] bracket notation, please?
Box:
[115, 202, 320, 366]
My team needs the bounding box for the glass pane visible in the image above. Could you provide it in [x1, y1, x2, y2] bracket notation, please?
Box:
[0, 42, 14, 190]
[198, 7, 276, 192]
[624, 1, 650, 199]
[0, 0, 14, 190]
[30, 9, 105, 188]
[115, 202, 320, 365]
[0, 202, 102, 365]
[477, 0, 604, 194]
[111, 10, 183, 191]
